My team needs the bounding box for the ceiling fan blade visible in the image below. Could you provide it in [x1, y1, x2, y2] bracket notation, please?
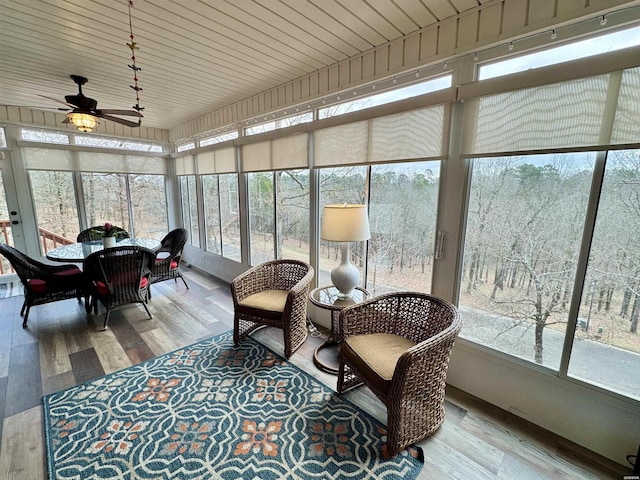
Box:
[99, 114, 142, 128]
[96, 109, 143, 117]
[38, 95, 74, 109]
[11, 105, 69, 112]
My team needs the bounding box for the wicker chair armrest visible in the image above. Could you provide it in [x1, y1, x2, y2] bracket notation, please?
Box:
[390, 317, 462, 391]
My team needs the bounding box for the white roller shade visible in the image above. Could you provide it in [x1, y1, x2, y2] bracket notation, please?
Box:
[242, 141, 271, 172]
[370, 106, 445, 162]
[215, 147, 236, 173]
[175, 155, 195, 175]
[24, 148, 166, 174]
[197, 147, 237, 174]
[314, 120, 368, 167]
[272, 134, 307, 169]
[24, 148, 74, 170]
[242, 134, 308, 172]
[462, 74, 610, 155]
[611, 67, 640, 144]
[196, 151, 215, 174]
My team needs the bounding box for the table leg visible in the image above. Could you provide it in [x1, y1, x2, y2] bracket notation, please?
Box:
[313, 310, 340, 374]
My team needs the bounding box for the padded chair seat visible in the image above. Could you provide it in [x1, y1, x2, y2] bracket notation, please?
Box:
[96, 276, 148, 295]
[154, 256, 178, 269]
[27, 267, 83, 292]
[342, 333, 416, 394]
[238, 289, 288, 313]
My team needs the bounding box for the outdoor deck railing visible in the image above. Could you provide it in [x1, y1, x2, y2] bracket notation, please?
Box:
[0, 221, 75, 274]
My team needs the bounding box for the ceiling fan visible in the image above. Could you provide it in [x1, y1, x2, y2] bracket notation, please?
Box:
[40, 75, 143, 132]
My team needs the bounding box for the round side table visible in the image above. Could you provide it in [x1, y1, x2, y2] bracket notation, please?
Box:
[309, 285, 370, 374]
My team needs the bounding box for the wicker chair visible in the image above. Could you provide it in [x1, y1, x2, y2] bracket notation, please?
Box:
[84, 245, 155, 329]
[0, 244, 85, 328]
[337, 292, 462, 456]
[77, 225, 130, 242]
[150, 228, 189, 294]
[232, 259, 314, 358]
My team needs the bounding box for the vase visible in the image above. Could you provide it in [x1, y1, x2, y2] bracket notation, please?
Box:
[103, 236, 116, 249]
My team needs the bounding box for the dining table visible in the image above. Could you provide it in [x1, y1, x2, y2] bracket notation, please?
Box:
[46, 238, 162, 263]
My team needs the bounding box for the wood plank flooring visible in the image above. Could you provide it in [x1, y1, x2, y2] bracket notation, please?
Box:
[0, 268, 629, 479]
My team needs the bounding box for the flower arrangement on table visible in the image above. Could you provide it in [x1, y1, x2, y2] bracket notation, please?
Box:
[93, 222, 127, 247]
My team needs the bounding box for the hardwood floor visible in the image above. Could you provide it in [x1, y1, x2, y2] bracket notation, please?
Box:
[0, 268, 628, 479]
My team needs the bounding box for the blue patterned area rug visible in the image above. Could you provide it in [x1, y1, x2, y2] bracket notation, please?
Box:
[44, 331, 424, 479]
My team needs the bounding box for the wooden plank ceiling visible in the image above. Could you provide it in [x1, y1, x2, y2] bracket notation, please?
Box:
[0, 0, 488, 131]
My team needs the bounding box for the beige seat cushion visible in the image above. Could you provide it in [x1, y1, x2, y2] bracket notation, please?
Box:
[341, 333, 416, 394]
[238, 289, 289, 313]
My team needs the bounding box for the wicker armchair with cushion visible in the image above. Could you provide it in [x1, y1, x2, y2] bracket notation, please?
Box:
[337, 292, 462, 456]
[0, 244, 85, 328]
[77, 225, 130, 242]
[232, 259, 314, 358]
[84, 245, 155, 329]
[150, 228, 189, 294]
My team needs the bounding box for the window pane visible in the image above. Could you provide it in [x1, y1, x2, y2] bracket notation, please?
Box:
[568, 149, 640, 399]
[29, 171, 79, 251]
[180, 175, 199, 247]
[129, 174, 167, 240]
[460, 154, 595, 370]
[21, 128, 69, 144]
[202, 175, 222, 254]
[82, 173, 130, 231]
[479, 26, 640, 80]
[367, 162, 440, 295]
[318, 166, 367, 287]
[220, 174, 241, 261]
[319, 76, 452, 119]
[248, 172, 275, 265]
[276, 170, 309, 263]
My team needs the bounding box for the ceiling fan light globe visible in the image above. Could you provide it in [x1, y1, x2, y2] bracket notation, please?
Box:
[66, 112, 99, 132]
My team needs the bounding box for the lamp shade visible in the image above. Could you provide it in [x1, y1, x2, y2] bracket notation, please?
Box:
[321, 204, 371, 242]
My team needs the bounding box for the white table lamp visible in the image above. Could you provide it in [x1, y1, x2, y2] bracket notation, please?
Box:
[321, 204, 371, 299]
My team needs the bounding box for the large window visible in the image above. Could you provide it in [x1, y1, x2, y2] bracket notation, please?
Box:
[367, 161, 440, 296]
[248, 170, 309, 265]
[318, 167, 367, 287]
[179, 175, 200, 247]
[219, 174, 241, 261]
[82, 173, 130, 231]
[202, 175, 222, 255]
[569, 149, 640, 399]
[460, 154, 595, 369]
[30, 170, 79, 246]
[202, 173, 241, 260]
[129, 175, 167, 239]
[248, 172, 275, 265]
[276, 170, 309, 262]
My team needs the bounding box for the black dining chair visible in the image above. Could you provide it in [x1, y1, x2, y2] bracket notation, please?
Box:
[0, 244, 86, 328]
[84, 245, 155, 329]
[149, 228, 189, 296]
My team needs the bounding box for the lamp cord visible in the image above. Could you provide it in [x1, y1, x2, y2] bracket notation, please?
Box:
[307, 317, 322, 338]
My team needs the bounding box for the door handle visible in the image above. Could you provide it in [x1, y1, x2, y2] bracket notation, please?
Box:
[11, 220, 19, 225]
